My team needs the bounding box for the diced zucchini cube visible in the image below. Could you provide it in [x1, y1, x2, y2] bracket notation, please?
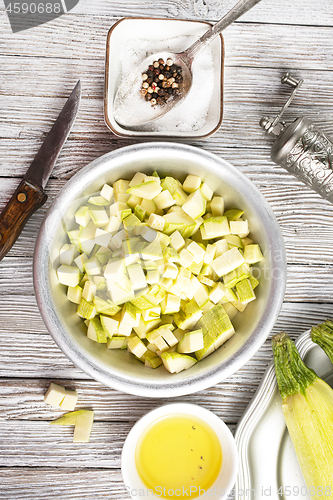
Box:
[89, 208, 109, 227]
[144, 352, 163, 369]
[183, 175, 201, 193]
[211, 254, 234, 277]
[82, 280, 97, 302]
[201, 216, 230, 239]
[127, 181, 162, 200]
[229, 220, 249, 238]
[194, 283, 210, 308]
[127, 336, 147, 358]
[210, 196, 225, 216]
[75, 206, 91, 227]
[235, 278, 256, 304]
[154, 190, 176, 210]
[121, 302, 141, 327]
[100, 315, 119, 338]
[87, 318, 107, 343]
[100, 183, 114, 201]
[161, 352, 197, 373]
[179, 248, 195, 268]
[182, 189, 206, 220]
[224, 247, 245, 270]
[177, 329, 204, 353]
[88, 195, 110, 206]
[113, 179, 130, 195]
[200, 182, 214, 201]
[162, 263, 179, 280]
[67, 285, 83, 304]
[186, 240, 205, 264]
[244, 244, 263, 264]
[224, 209, 244, 220]
[57, 265, 81, 288]
[169, 230, 185, 252]
[107, 336, 126, 349]
[127, 263, 147, 291]
[44, 383, 66, 407]
[74, 253, 88, 272]
[60, 244, 76, 266]
[59, 390, 78, 411]
[148, 214, 165, 231]
[161, 293, 181, 314]
[129, 172, 147, 187]
[85, 258, 101, 276]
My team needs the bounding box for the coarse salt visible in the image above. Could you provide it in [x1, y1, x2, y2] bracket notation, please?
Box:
[115, 35, 215, 133]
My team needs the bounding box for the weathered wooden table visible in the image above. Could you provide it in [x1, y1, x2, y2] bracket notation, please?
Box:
[1, 0, 333, 498]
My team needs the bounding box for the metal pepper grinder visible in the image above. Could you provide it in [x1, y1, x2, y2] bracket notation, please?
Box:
[260, 72, 333, 203]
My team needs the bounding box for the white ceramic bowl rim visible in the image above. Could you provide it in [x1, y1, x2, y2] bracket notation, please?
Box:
[33, 142, 286, 397]
[121, 402, 238, 500]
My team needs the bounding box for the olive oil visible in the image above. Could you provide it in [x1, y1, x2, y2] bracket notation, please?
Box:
[135, 414, 222, 499]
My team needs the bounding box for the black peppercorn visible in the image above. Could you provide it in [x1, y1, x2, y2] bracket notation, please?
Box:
[142, 59, 183, 107]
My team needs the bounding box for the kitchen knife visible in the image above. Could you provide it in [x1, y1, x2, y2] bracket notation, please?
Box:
[0, 80, 81, 262]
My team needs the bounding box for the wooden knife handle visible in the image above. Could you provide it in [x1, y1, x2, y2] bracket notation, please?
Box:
[0, 180, 48, 261]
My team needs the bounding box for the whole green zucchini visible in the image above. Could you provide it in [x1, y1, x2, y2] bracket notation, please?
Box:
[272, 332, 333, 495]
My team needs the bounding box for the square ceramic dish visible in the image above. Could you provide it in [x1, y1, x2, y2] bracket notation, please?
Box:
[104, 17, 224, 139]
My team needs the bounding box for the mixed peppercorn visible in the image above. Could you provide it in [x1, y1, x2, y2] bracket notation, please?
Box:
[141, 58, 183, 106]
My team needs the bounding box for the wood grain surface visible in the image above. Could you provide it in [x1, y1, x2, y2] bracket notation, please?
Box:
[1, 0, 333, 498]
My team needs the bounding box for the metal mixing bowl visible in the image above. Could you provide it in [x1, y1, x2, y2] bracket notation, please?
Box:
[34, 142, 286, 397]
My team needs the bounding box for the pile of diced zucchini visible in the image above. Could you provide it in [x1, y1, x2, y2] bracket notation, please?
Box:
[56, 172, 263, 374]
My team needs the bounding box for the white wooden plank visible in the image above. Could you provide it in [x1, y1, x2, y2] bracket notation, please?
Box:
[0, 377, 262, 423]
[2, 94, 333, 152]
[0, 170, 332, 265]
[1, 255, 332, 300]
[0, 300, 330, 380]
[1, 0, 333, 27]
[0, 469, 128, 500]
[0, 420, 128, 468]
[1, 15, 333, 72]
[2, 59, 332, 110]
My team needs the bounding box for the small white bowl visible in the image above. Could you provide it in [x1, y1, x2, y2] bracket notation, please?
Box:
[121, 403, 238, 500]
[104, 18, 224, 139]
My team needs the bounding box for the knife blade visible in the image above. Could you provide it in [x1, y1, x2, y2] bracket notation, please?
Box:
[0, 80, 81, 262]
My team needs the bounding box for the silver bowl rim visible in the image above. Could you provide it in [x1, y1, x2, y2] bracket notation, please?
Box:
[33, 141, 286, 398]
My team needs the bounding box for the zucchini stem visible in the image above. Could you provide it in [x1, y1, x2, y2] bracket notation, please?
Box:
[272, 332, 317, 401]
[311, 320, 333, 364]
